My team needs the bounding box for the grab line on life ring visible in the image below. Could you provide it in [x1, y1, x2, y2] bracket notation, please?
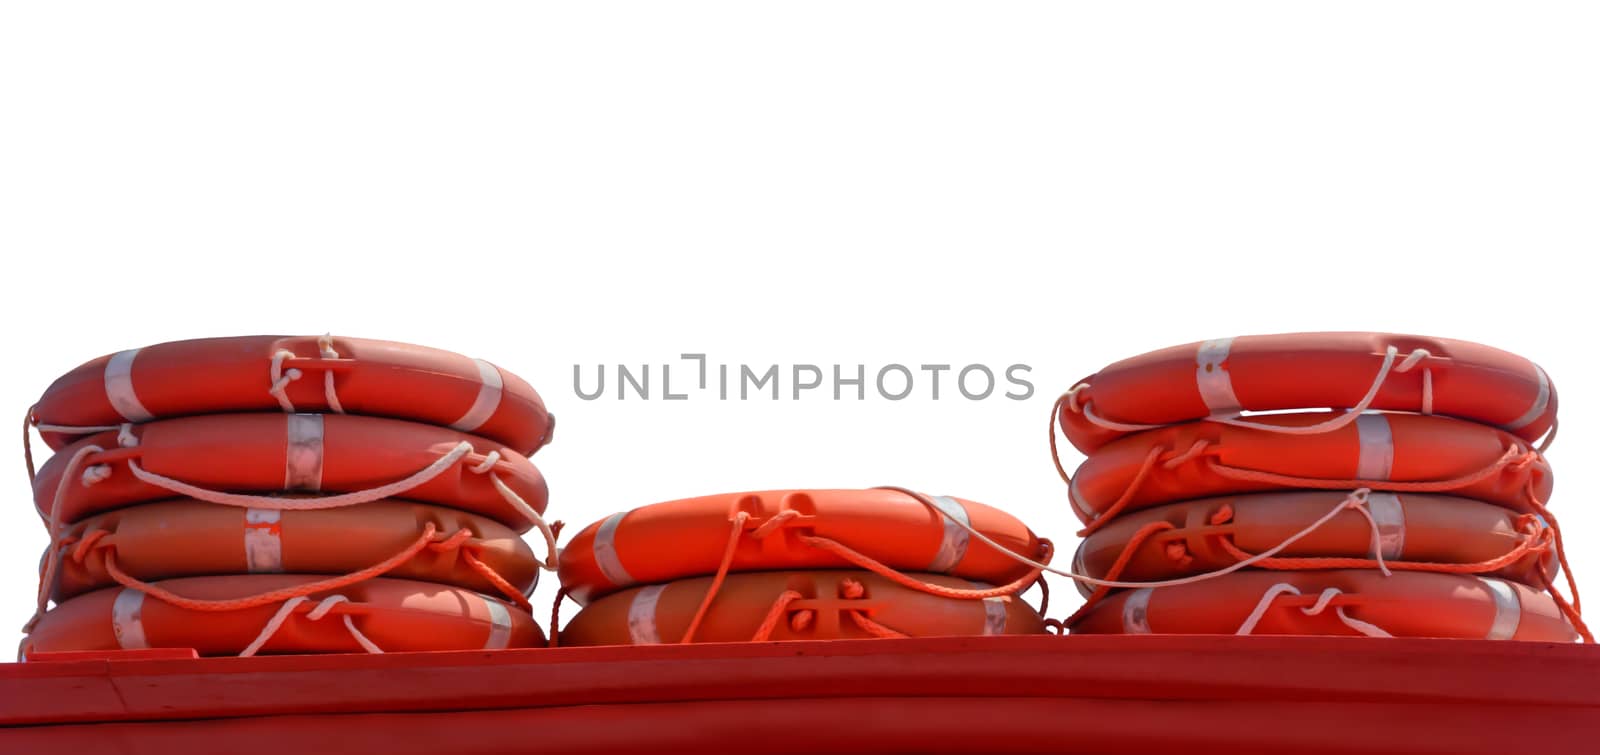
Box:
[1065, 344, 1432, 438]
[1234, 584, 1394, 637]
[877, 487, 1582, 642]
[239, 594, 380, 657]
[267, 335, 348, 415]
[26, 425, 560, 634]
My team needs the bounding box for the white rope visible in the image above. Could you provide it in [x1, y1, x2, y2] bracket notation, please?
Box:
[268, 337, 348, 414]
[483, 468, 560, 570]
[1202, 346, 1430, 435]
[1235, 584, 1392, 637]
[33, 423, 125, 434]
[1065, 382, 1163, 432]
[316, 334, 347, 414]
[111, 441, 476, 511]
[1067, 345, 1434, 437]
[90, 435, 553, 565]
[267, 350, 303, 413]
[1538, 417, 1559, 455]
[875, 486, 1380, 590]
[239, 594, 383, 657]
[25, 418, 124, 484]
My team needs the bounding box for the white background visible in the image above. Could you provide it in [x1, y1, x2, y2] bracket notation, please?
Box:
[2, 3, 1596, 645]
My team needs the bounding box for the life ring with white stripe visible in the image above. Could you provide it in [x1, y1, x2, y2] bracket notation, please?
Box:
[50, 499, 540, 601]
[31, 413, 550, 533]
[1070, 570, 1578, 641]
[21, 576, 544, 657]
[560, 570, 1046, 646]
[558, 489, 1043, 604]
[1067, 413, 1551, 527]
[1057, 332, 1556, 455]
[1071, 491, 1557, 598]
[30, 335, 554, 455]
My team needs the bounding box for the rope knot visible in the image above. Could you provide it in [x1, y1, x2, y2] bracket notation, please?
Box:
[80, 464, 112, 487]
[840, 578, 866, 600]
[426, 528, 474, 552]
[1160, 439, 1211, 470]
[1393, 347, 1432, 373]
[1065, 383, 1090, 413]
[470, 450, 502, 475]
[750, 509, 801, 539]
[116, 424, 139, 448]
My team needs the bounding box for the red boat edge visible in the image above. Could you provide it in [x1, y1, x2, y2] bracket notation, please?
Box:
[3, 635, 1597, 754]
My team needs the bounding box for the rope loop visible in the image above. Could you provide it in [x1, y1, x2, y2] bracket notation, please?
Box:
[267, 336, 349, 414]
[239, 594, 383, 657]
[1234, 584, 1392, 638]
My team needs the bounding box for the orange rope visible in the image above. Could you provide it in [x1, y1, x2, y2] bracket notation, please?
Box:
[1035, 574, 1051, 618]
[848, 610, 909, 638]
[1539, 563, 1593, 643]
[750, 590, 806, 641]
[1076, 444, 1167, 536]
[1060, 520, 1175, 629]
[460, 549, 533, 612]
[548, 587, 570, 648]
[838, 577, 909, 638]
[102, 523, 445, 612]
[680, 511, 750, 643]
[69, 529, 112, 563]
[797, 534, 1050, 600]
[1527, 496, 1581, 615]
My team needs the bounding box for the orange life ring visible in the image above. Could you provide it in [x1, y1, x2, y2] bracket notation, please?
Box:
[1070, 570, 1578, 641]
[31, 335, 554, 455]
[560, 570, 1046, 646]
[1068, 413, 1551, 526]
[1072, 491, 1556, 597]
[559, 489, 1043, 604]
[1058, 332, 1556, 454]
[22, 576, 545, 657]
[50, 499, 539, 601]
[30, 413, 549, 532]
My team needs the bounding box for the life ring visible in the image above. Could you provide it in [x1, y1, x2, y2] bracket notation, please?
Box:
[50, 499, 540, 601]
[559, 489, 1043, 604]
[30, 413, 550, 532]
[1058, 332, 1556, 454]
[1068, 412, 1551, 526]
[560, 570, 1046, 646]
[1071, 491, 1557, 598]
[1070, 570, 1578, 641]
[21, 576, 545, 657]
[30, 335, 554, 455]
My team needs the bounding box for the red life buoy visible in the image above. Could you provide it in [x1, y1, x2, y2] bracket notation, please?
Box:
[31, 413, 549, 533]
[31, 335, 554, 455]
[1072, 491, 1556, 597]
[1067, 413, 1551, 527]
[22, 576, 545, 657]
[560, 570, 1046, 646]
[1058, 332, 1556, 454]
[559, 489, 1043, 604]
[1070, 570, 1577, 641]
[50, 499, 540, 601]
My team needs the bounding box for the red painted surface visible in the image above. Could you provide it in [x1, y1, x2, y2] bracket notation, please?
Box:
[2, 635, 1597, 754]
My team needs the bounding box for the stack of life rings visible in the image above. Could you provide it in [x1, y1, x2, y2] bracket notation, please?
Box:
[20, 336, 556, 657]
[554, 488, 1054, 645]
[1049, 332, 1587, 642]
